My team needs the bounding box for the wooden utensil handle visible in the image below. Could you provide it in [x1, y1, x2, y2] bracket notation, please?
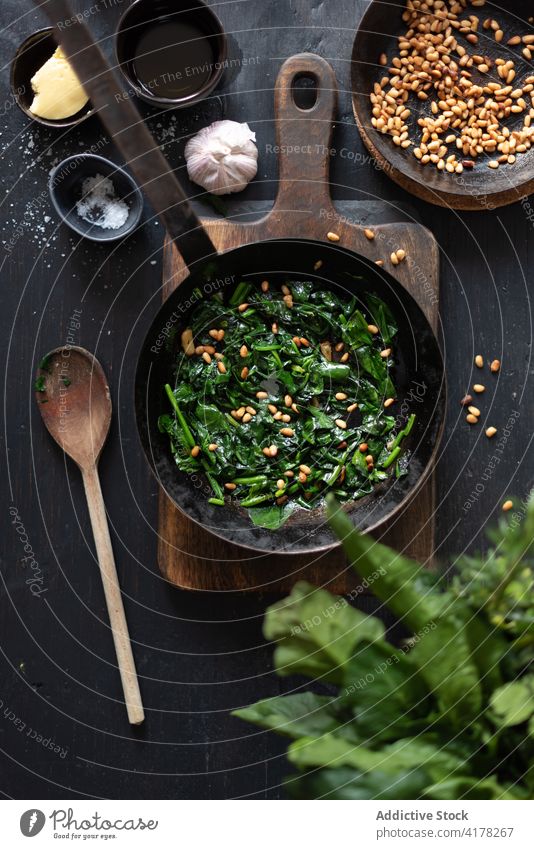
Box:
[82, 464, 144, 726]
[272, 53, 338, 216]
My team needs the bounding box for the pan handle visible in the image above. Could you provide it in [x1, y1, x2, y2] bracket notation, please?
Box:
[33, 0, 216, 270]
[272, 53, 338, 217]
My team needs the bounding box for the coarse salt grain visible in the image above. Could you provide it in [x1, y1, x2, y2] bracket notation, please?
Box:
[76, 174, 129, 230]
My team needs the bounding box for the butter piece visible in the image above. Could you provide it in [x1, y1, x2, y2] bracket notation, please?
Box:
[29, 47, 89, 120]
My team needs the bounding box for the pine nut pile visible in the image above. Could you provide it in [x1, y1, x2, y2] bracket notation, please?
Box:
[371, 0, 534, 173]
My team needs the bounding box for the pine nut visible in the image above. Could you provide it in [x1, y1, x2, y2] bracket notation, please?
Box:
[335, 392, 347, 400]
[238, 303, 249, 312]
[191, 445, 201, 457]
[475, 354, 484, 367]
[490, 359, 501, 373]
[281, 414, 291, 423]
[380, 348, 392, 358]
[240, 345, 248, 358]
[347, 403, 358, 413]
[241, 367, 249, 380]
[208, 443, 218, 452]
[283, 294, 294, 308]
[384, 398, 395, 408]
[256, 391, 268, 399]
[485, 426, 497, 438]
[224, 482, 236, 490]
[367, 324, 379, 334]
[314, 260, 323, 270]
[246, 406, 257, 415]
[359, 443, 368, 453]
[181, 328, 195, 356]
[284, 394, 293, 407]
[272, 322, 279, 334]
[502, 500, 513, 511]
[274, 411, 283, 420]
[236, 407, 245, 418]
[261, 280, 269, 292]
[335, 419, 347, 429]
[242, 413, 252, 423]
[202, 352, 212, 364]
[364, 228, 375, 240]
[298, 471, 308, 484]
[335, 342, 344, 352]
[208, 329, 219, 340]
[327, 231, 340, 242]
[276, 479, 285, 489]
[473, 384, 485, 393]
[280, 427, 294, 437]
[269, 445, 278, 457]
[217, 361, 226, 373]
[466, 414, 478, 424]
[268, 404, 278, 414]
[284, 470, 295, 477]
[340, 352, 350, 363]
[299, 464, 312, 475]
[391, 251, 399, 265]
[468, 406, 481, 417]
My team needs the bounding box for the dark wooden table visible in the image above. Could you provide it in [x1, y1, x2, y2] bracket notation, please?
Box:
[1, 0, 532, 799]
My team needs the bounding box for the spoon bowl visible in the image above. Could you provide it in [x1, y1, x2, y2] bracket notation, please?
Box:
[35, 346, 111, 471]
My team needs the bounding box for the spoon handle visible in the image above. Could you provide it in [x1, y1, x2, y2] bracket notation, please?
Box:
[81, 464, 144, 726]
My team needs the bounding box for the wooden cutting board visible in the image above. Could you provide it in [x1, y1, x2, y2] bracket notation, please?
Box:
[157, 54, 440, 594]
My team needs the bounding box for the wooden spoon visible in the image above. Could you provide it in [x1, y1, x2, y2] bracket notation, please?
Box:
[35, 346, 144, 725]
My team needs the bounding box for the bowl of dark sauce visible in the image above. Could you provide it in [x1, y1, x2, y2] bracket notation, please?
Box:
[115, 0, 227, 108]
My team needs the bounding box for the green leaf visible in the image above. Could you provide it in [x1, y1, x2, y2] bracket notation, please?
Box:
[327, 497, 446, 633]
[265, 581, 385, 684]
[328, 499, 483, 721]
[285, 766, 429, 800]
[490, 676, 534, 727]
[248, 502, 296, 530]
[342, 641, 430, 741]
[424, 776, 527, 801]
[408, 613, 483, 721]
[287, 735, 466, 784]
[195, 403, 228, 432]
[232, 692, 353, 741]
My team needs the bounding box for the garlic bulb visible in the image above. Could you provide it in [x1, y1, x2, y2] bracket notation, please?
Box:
[185, 120, 258, 196]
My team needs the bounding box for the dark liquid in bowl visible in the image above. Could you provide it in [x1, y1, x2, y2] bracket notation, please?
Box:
[132, 19, 215, 99]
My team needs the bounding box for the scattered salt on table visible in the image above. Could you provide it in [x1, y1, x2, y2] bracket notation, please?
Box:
[76, 174, 129, 230]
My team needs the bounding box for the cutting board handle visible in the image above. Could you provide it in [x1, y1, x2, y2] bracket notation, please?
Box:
[272, 53, 338, 219]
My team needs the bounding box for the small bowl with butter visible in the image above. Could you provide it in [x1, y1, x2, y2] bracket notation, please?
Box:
[11, 28, 93, 127]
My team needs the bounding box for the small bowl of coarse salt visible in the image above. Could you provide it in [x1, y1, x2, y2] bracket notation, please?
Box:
[48, 154, 143, 242]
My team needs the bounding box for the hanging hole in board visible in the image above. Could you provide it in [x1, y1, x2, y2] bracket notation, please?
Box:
[291, 73, 318, 110]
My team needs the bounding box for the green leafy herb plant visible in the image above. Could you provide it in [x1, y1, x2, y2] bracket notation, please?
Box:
[233, 493, 534, 799]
